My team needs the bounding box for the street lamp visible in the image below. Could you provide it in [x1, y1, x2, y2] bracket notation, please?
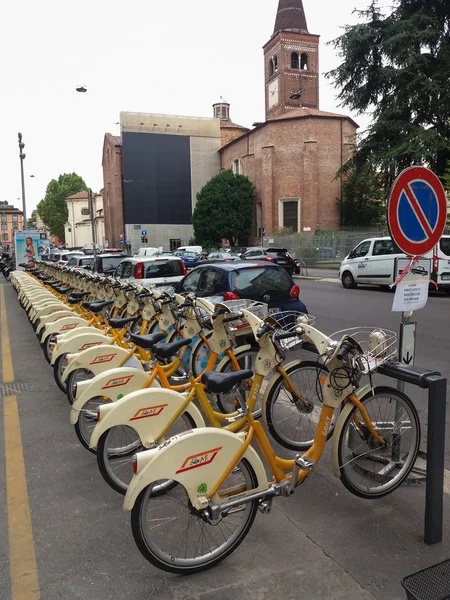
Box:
[18, 132, 27, 229]
[76, 85, 87, 93]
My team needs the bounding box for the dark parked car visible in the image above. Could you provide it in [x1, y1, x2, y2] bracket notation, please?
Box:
[241, 247, 295, 275]
[176, 261, 307, 314]
[85, 252, 128, 275]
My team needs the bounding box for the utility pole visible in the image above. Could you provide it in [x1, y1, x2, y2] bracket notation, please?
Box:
[88, 188, 98, 270]
[18, 133, 27, 229]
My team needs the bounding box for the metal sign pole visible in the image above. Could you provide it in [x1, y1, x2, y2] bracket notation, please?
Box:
[88, 188, 98, 271]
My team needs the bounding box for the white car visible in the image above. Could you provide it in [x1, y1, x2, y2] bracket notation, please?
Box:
[114, 255, 186, 288]
[50, 250, 85, 267]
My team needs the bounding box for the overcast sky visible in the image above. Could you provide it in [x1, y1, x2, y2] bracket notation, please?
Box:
[1, 0, 374, 216]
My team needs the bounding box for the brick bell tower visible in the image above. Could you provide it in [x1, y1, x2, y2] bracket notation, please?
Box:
[264, 0, 320, 119]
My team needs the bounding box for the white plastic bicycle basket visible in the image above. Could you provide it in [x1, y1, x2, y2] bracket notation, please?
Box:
[330, 326, 397, 373]
[222, 299, 268, 331]
[269, 311, 315, 351]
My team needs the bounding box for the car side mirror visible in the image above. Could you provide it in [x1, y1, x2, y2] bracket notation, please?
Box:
[348, 251, 355, 259]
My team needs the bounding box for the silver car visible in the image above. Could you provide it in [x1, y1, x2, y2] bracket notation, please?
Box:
[114, 255, 186, 288]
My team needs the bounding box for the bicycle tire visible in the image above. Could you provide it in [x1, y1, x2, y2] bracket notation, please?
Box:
[337, 387, 420, 499]
[264, 360, 331, 451]
[53, 353, 68, 393]
[131, 458, 258, 574]
[74, 396, 112, 454]
[96, 412, 196, 495]
[66, 368, 95, 405]
[42, 333, 58, 364]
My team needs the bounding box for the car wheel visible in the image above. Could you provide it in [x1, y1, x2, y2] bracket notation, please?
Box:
[341, 271, 357, 289]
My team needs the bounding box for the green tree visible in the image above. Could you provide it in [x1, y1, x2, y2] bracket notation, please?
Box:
[338, 165, 386, 227]
[442, 159, 450, 191]
[38, 173, 87, 241]
[328, 0, 450, 187]
[192, 170, 255, 247]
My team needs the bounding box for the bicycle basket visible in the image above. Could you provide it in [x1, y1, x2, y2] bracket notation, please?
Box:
[330, 326, 397, 374]
[269, 311, 315, 351]
[222, 299, 268, 331]
[402, 559, 450, 600]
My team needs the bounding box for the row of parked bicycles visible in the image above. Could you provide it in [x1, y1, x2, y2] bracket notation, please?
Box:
[11, 262, 421, 575]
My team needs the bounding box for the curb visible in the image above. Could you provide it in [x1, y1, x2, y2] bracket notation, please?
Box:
[293, 275, 340, 282]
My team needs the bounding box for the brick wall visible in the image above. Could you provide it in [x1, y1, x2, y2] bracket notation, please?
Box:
[220, 115, 357, 235]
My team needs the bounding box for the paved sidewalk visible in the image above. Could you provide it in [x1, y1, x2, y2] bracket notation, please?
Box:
[294, 267, 340, 281]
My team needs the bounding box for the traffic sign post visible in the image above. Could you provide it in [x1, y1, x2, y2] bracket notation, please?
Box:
[387, 166, 447, 524]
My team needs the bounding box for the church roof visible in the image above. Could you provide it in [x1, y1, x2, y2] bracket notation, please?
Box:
[220, 120, 249, 131]
[274, 0, 308, 34]
[66, 191, 89, 200]
[267, 107, 357, 125]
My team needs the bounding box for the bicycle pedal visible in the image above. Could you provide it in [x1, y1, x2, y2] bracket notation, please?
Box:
[295, 456, 315, 471]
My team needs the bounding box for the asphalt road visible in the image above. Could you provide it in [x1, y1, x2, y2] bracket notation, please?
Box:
[1, 278, 450, 600]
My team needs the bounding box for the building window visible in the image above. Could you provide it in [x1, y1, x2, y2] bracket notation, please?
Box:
[279, 198, 300, 232]
[170, 238, 182, 252]
[232, 159, 243, 175]
[2, 233, 8, 241]
[301, 53, 308, 70]
[291, 52, 299, 69]
[270, 55, 278, 76]
[81, 208, 90, 216]
[12, 214, 18, 221]
[1, 223, 6, 230]
[1, 215, 7, 223]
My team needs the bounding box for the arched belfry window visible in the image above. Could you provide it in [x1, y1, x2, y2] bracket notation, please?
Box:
[291, 52, 299, 69]
[301, 53, 308, 70]
[270, 55, 278, 76]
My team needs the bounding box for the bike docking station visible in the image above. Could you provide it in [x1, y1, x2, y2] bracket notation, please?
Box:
[379, 166, 448, 545]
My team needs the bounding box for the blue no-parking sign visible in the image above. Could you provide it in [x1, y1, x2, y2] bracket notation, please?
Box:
[388, 166, 447, 256]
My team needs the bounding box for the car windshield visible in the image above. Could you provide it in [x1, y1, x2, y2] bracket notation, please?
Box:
[266, 249, 289, 257]
[144, 260, 184, 278]
[440, 238, 450, 257]
[100, 256, 125, 271]
[182, 252, 197, 259]
[232, 267, 291, 295]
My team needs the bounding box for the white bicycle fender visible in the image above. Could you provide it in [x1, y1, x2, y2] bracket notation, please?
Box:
[90, 388, 205, 448]
[69, 367, 154, 424]
[51, 332, 112, 365]
[36, 311, 75, 333]
[31, 303, 68, 324]
[330, 383, 372, 478]
[62, 345, 134, 382]
[41, 317, 88, 343]
[123, 428, 268, 511]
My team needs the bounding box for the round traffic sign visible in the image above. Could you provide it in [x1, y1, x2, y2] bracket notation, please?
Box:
[142, 229, 147, 236]
[388, 166, 447, 256]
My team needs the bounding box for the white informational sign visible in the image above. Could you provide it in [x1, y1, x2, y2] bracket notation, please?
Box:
[392, 270, 429, 312]
[395, 258, 431, 280]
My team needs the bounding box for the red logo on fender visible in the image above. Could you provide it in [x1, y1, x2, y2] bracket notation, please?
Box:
[90, 353, 117, 365]
[79, 342, 103, 351]
[175, 447, 222, 474]
[61, 323, 78, 331]
[129, 404, 168, 421]
[102, 375, 133, 389]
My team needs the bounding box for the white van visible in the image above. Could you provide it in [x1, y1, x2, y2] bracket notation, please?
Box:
[339, 235, 450, 293]
[175, 246, 202, 255]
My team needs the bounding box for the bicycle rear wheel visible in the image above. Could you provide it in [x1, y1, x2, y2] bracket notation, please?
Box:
[66, 368, 95, 405]
[74, 396, 112, 454]
[337, 387, 420, 499]
[97, 412, 196, 495]
[131, 458, 258, 574]
[264, 361, 331, 450]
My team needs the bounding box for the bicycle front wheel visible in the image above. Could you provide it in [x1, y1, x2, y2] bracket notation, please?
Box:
[66, 368, 95, 405]
[74, 396, 112, 453]
[264, 361, 330, 450]
[131, 458, 258, 574]
[337, 387, 420, 499]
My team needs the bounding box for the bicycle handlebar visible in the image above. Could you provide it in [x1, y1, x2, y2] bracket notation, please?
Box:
[336, 341, 357, 361]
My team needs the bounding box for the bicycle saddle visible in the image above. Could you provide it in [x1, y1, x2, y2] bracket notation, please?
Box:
[70, 291, 90, 300]
[108, 315, 140, 329]
[55, 286, 73, 294]
[201, 370, 253, 394]
[153, 338, 192, 360]
[82, 300, 114, 313]
[129, 331, 166, 349]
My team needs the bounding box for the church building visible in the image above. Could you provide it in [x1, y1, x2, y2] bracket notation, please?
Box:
[219, 0, 358, 235]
